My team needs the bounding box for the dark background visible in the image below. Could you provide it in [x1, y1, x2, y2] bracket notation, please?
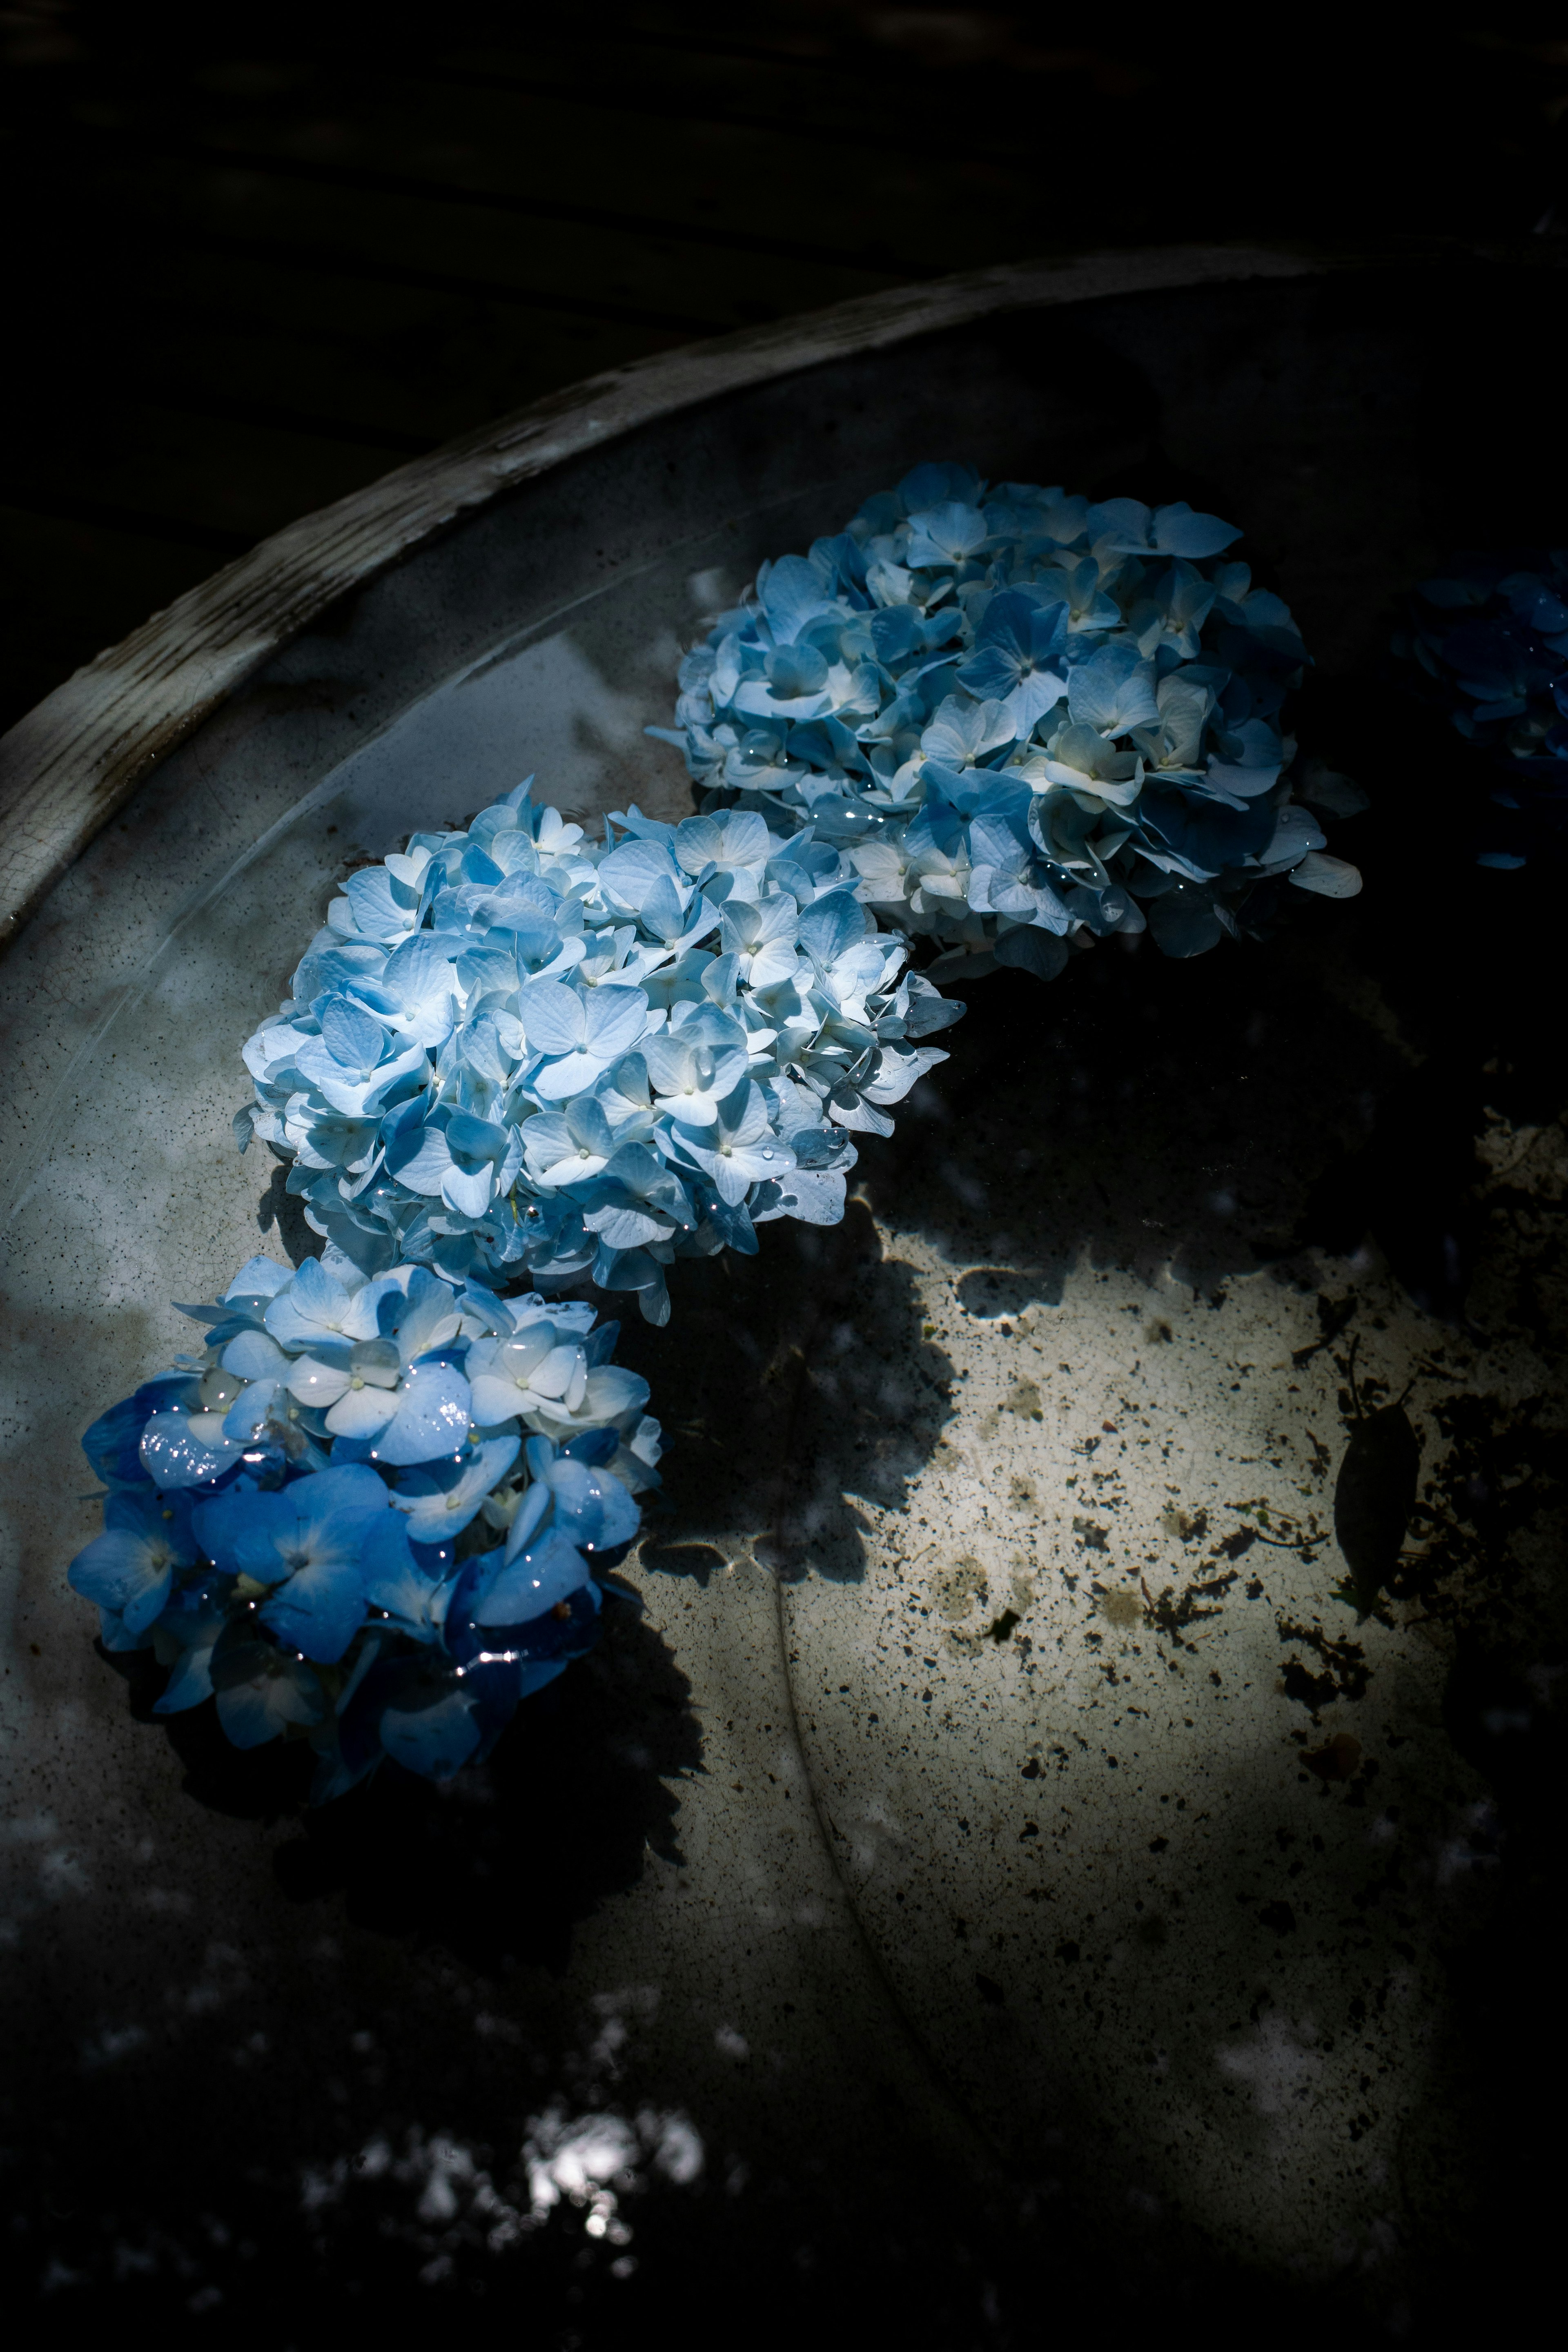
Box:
[4, 12, 1568, 2345]
[3, 2, 1568, 739]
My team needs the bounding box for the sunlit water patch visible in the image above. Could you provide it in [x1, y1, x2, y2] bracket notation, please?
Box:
[781, 1172, 1563, 2274]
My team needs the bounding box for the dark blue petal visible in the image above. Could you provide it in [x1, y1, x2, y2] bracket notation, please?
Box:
[82, 1376, 195, 1486]
[1148, 883, 1225, 959]
[339, 1653, 479, 1780]
[560, 1425, 619, 1467]
[1135, 784, 1276, 880]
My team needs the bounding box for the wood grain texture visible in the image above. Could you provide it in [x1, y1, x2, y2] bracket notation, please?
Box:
[0, 244, 1316, 949]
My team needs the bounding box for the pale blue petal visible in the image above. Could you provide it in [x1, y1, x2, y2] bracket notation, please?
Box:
[369, 1363, 473, 1466]
[519, 977, 586, 1055]
[474, 1526, 588, 1626]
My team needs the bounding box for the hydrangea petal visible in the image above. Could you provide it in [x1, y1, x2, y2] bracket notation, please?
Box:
[369, 1362, 473, 1466]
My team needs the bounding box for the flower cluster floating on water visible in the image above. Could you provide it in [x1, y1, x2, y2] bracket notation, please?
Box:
[237, 784, 963, 1323]
[69, 1251, 659, 1799]
[76, 463, 1367, 1796]
[653, 461, 1361, 983]
[1392, 548, 1568, 867]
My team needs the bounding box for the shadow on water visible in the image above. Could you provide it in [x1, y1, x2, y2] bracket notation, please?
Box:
[601, 763, 1563, 1628]
[614, 1200, 958, 1590]
[129, 1597, 700, 1973]
[849, 912, 1386, 1321]
[1284, 670, 1568, 1327]
[842, 757, 1565, 1359]
[256, 1156, 325, 1265]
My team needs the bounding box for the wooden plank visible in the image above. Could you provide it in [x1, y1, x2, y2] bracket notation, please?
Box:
[75, 139, 897, 329]
[574, 13, 846, 70]
[0, 401, 426, 548]
[178, 225, 722, 335]
[66, 120, 921, 280]
[120, 244, 687, 448]
[430, 35, 1122, 158]
[0, 490, 249, 560]
[0, 246, 1316, 951]
[133, 82, 1016, 278]
[0, 509, 214, 742]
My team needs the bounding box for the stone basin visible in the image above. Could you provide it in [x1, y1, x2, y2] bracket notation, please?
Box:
[2, 245, 1565, 2338]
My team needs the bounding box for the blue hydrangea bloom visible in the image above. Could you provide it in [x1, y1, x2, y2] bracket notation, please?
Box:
[1392, 549, 1568, 866]
[228, 467, 1361, 1335]
[80, 466, 1367, 1797]
[68, 1487, 198, 1638]
[237, 766, 962, 1317]
[69, 1252, 660, 1800]
[653, 464, 1362, 993]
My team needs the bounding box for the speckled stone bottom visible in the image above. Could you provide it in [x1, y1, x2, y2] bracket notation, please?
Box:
[614, 924, 1568, 2312]
[783, 1236, 1499, 2276]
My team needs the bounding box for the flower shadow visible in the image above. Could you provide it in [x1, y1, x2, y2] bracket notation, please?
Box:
[614, 1201, 959, 1588]
[1281, 671, 1568, 1325]
[255, 1157, 325, 1265]
[152, 1598, 700, 1974]
[955, 1263, 1069, 1318]
[853, 907, 1407, 1325]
